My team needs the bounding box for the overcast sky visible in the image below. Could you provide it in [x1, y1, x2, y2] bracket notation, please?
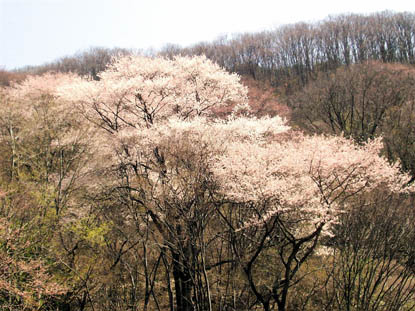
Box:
[1, 0, 415, 70]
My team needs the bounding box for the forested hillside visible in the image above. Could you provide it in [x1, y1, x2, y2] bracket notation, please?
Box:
[1, 11, 415, 311]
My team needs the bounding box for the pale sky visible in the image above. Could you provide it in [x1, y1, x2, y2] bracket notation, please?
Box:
[1, 0, 415, 70]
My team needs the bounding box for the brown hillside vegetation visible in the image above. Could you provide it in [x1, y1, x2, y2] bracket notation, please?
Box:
[0, 69, 26, 86]
[283, 61, 415, 179]
[212, 76, 291, 119]
[242, 76, 290, 118]
[160, 11, 415, 89]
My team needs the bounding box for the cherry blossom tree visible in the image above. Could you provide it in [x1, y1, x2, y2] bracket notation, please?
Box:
[211, 133, 412, 311]
[57, 54, 413, 311]
[58, 55, 255, 311]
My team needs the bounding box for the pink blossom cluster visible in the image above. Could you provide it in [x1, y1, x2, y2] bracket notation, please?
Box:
[211, 134, 412, 230]
[9, 72, 80, 102]
[57, 55, 248, 130]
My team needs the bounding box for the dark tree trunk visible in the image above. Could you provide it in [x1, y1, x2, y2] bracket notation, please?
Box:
[172, 250, 194, 311]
